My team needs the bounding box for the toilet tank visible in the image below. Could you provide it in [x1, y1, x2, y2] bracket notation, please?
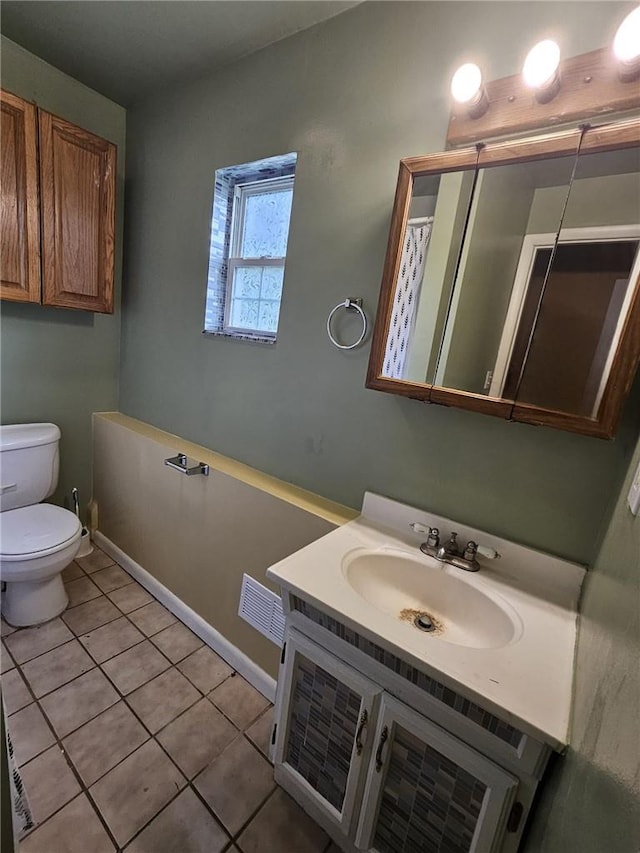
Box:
[0, 424, 61, 511]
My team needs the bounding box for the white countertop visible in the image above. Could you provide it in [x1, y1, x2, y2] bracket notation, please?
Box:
[267, 492, 585, 749]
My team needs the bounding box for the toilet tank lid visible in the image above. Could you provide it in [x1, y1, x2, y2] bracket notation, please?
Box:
[0, 424, 61, 451]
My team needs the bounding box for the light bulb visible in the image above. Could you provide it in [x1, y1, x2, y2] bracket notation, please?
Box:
[613, 6, 640, 80]
[451, 64, 482, 104]
[523, 40, 561, 102]
[450, 63, 488, 118]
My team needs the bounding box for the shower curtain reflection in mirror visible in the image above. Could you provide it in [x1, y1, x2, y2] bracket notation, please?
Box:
[382, 218, 433, 379]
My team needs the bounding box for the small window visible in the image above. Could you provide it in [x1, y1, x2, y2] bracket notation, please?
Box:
[225, 176, 293, 336]
[204, 153, 297, 342]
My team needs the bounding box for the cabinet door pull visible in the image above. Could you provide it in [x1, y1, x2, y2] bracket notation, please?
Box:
[355, 709, 368, 755]
[375, 726, 388, 772]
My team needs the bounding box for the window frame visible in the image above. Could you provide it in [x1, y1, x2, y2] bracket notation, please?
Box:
[222, 174, 294, 338]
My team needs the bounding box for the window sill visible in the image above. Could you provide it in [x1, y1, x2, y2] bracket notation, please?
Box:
[202, 329, 277, 345]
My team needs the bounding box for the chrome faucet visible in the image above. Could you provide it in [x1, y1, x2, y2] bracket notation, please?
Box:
[419, 527, 482, 572]
[409, 521, 500, 572]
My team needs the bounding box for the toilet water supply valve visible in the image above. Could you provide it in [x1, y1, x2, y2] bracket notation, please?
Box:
[71, 487, 93, 558]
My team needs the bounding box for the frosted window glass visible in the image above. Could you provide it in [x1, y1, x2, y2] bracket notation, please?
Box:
[241, 188, 293, 258]
[258, 300, 280, 333]
[230, 298, 259, 330]
[229, 266, 284, 333]
[262, 266, 284, 300]
[234, 267, 262, 299]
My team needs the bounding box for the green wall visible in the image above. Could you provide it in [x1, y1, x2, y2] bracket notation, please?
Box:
[0, 37, 125, 518]
[523, 433, 640, 852]
[119, 1, 639, 565]
[528, 171, 640, 233]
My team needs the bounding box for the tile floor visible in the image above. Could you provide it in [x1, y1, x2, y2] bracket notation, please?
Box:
[1, 545, 337, 853]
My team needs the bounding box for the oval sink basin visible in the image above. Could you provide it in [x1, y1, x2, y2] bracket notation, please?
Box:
[342, 548, 522, 649]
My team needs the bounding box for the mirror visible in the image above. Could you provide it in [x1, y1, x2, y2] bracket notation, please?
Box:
[513, 143, 640, 421]
[380, 168, 476, 384]
[367, 119, 640, 437]
[432, 149, 579, 398]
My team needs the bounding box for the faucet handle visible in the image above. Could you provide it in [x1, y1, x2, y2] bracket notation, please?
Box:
[463, 540, 478, 562]
[427, 527, 440, 548]
[477, 544, 500, 560]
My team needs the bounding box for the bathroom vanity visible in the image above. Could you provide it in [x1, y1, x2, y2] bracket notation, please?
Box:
[266, 494, 585, 853]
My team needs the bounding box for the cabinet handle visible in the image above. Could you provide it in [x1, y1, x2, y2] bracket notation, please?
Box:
[355, 710, 368, 755]
[375, 726, 388, 772]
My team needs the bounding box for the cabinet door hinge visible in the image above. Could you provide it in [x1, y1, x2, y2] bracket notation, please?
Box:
[271, 724, 277, 746]
[280, 642, 287, 665]
[507, 801, 524, 833]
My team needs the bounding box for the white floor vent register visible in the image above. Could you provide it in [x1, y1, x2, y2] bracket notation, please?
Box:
[238, 574, 285, 647]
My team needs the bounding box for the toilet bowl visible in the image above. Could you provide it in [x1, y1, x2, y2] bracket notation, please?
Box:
[0, 423, 82, 627]
[1, 504, 81, 626]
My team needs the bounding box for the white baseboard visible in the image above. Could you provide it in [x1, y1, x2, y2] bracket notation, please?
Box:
[93, 530, 277, 703]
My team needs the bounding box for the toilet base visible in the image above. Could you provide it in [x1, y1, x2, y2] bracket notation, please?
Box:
[2, 573, 69, 627]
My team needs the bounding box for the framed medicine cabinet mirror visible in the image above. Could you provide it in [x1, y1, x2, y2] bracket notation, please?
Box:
[367, 116, 640, 439]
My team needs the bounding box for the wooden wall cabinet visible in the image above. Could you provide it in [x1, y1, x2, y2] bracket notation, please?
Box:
[0, 89, 116, 313]
[1, 90, 41, 303]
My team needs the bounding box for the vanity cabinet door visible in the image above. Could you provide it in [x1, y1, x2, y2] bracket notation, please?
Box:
[356, 694, 518, 853]
[274, 629, 381, 837]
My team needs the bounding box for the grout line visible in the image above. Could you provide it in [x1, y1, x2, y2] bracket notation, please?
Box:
[17, 639, 97, 701]
[109, 673, 272, 848]
[13, 666, 153, 849]
[83, 635, 148, 670]
[4, 632, 71, 668]
[10, 607, 145, 703]
[32, 682, 120, 746]
[11, 675, 122, 851]
[119, 783, 196, 850]
[5, 545, 290, 853]
[229, 786, 278, 846]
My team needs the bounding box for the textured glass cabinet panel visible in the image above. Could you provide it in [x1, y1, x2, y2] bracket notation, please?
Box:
[374, 724, 486, 853]
[285, 655, 361, 812]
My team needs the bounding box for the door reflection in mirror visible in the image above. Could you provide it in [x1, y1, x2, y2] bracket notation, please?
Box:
[507, 236, 639, 414]
[512, 144, 640, 417]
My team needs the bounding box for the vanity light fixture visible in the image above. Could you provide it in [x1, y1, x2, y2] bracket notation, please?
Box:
[613, 5, 640, 81]
[450, 63, 489, 118]
[522, 39, 561, 102]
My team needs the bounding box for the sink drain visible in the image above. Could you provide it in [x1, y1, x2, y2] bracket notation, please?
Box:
[414, 614, 436, 632]
[399, 608, 444, 636]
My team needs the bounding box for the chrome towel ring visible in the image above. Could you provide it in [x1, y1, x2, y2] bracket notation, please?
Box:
[326, 298, 367, 350]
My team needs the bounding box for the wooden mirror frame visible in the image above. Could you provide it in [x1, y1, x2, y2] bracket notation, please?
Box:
[366, 117, 640, 438]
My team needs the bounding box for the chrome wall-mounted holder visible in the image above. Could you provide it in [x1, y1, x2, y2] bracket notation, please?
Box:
[164, 453, 210, 477]
[327, 297, 367, 350]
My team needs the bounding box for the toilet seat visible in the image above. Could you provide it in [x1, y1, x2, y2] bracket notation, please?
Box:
[0, 504, 81, 560]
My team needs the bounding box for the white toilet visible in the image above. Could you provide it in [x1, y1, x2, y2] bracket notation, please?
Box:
[0, 424, 82, 627]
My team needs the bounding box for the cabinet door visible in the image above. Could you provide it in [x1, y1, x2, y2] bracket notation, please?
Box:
[39, 109, 116, 313]
[357, 694, 518, 853]
[0, 90, 41, 303]
[274, 629, 381, 836]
